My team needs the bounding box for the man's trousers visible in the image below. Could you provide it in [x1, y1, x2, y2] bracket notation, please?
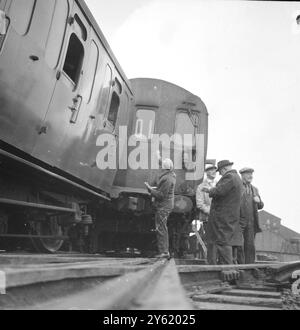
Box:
[208, 244, 233, 265]
[155, 209, 171, 254]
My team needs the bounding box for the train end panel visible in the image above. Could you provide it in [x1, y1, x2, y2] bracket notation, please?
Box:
[112, 78, 209, 210]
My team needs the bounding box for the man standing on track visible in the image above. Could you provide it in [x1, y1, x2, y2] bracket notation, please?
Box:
[202, 160, 244, 265]
[238, 168, 264, 264]
[196, 163, 218, 262]
[146, 159, 176, 259]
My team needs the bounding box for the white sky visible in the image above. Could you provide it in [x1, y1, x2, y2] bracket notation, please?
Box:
[86, 0, 300, 233]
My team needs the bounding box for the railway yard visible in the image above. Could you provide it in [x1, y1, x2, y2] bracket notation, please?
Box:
[1, 0, 300, 314]
[0, 253, 299, 310]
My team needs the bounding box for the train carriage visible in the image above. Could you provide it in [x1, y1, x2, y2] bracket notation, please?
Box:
[98, 78, 209, 255]
[0, 0, 134, 252]
[0, 1, 209, 255]
[0, 0, 133, 191]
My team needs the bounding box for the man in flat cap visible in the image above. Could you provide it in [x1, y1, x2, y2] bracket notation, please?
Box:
[238, 168, 264, 264]
[196, 164, 218, 262]
[146, 158, 176, 259]
[202, 160, 244, 265]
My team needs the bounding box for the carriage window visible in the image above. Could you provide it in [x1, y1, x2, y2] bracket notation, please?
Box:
[0, 12, 9, 50]
[115, 78, 122, 95]
[135, 109, 156, 140]
[175, 112, 199, 147]
[74, 14, 87, 41]
[97, 64, 112, 120]
[63, 33, 84, 84]
[107, 92, 120, 128]
[83, 40, 99, 102]
[9, 0, 35, 35]
[45, 0, 69, 69]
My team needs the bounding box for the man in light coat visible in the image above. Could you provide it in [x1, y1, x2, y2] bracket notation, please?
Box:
[203, 160, 244, 265]
[196, 164, 218, 221]
[196, 164, 217, 262]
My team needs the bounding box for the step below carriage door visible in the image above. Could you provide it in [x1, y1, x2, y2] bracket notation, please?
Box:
[33, 1, 89, 167]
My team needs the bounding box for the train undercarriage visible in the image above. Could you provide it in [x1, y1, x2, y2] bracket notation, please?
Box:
[0, 146, 194, 256]
[0, 155, 147, 255]
[0, 146, 105, 253]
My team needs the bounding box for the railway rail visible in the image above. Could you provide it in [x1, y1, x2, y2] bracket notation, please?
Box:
[179, 262, 300, 310]
[0, 254, 299, 310]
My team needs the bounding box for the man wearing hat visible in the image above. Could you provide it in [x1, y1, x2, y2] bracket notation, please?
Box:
[196, 164, 218, 262]
[196, 164, 218, 222]
[146, 158, 176, 259]
[238, 168, 264, 264]
[202, 160, 244, 265]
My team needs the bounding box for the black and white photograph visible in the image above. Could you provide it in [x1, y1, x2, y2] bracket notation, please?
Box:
[0, 0, 300, 314]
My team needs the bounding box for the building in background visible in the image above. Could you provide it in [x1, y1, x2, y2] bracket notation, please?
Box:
[256, 210, 300, 262]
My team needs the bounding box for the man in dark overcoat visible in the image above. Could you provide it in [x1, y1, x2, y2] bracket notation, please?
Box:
[202, 160, 244, 265]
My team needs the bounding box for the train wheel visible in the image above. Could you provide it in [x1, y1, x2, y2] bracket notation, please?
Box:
[30, 216, 64, 253]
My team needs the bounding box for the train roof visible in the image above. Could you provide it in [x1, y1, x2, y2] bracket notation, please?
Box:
[130, 77, 208, 114]
[77, 0, 132, 94]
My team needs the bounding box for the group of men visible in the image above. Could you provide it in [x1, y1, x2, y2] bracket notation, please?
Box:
[146, 157, 264, 264]
[196, 160, 264, 265]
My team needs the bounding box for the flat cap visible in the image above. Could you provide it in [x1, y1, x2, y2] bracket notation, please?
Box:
[240, 167, 255, 174]
[205, 164, 217, 171]
[162, 158, 174, 170]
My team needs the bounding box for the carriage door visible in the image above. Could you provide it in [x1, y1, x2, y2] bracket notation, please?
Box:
[33, 3, 89, 167]
[0, 0, 63, 154]
[95, 69, 124, 191]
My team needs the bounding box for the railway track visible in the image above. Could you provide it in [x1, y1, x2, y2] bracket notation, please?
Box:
[0, 254, 299, 310]
[0, 253, 191, 310]
[179, 262, 300, 310]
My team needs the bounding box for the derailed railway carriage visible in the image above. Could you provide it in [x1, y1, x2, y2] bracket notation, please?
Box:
[104, 78, 208, 252]
[0, 0, 134, 252]
[0, 0, 209, 254]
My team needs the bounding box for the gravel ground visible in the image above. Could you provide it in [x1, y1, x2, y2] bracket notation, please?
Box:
[282, 289, 300, 310]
